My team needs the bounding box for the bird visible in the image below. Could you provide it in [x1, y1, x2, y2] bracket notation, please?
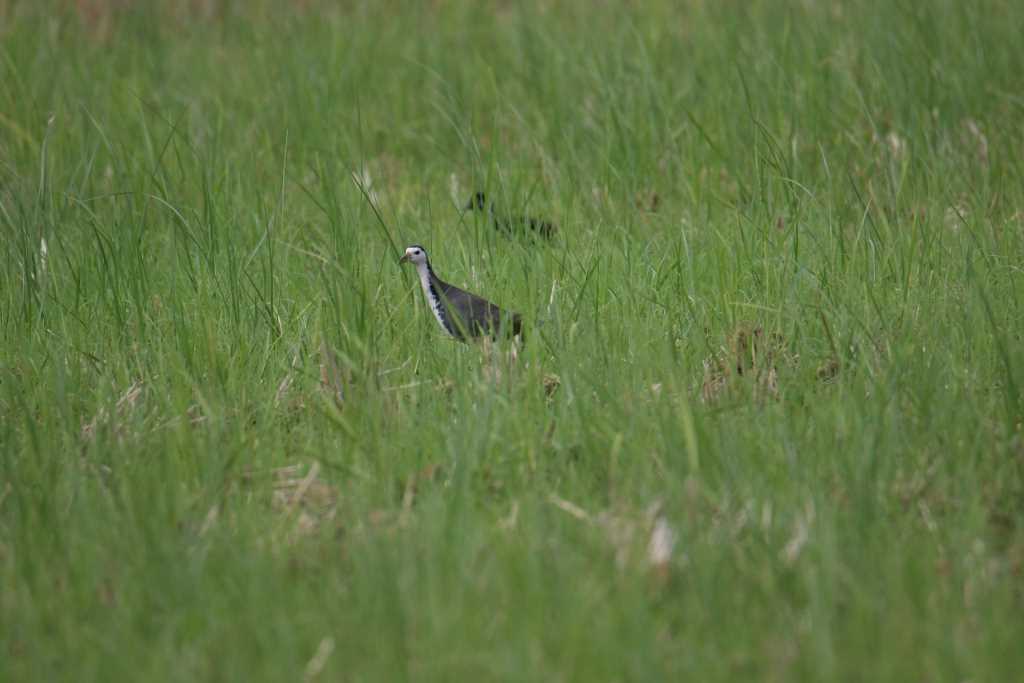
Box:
[399, 244, 523, 341]
[464, 191, 556, 240]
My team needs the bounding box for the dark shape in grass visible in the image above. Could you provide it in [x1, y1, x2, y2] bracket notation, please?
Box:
[464, 191, 557, 240]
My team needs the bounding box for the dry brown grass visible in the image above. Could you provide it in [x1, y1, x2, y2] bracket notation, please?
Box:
[270, 462, 340, 542]
[701, 324, 790, 403]
[80, 380, 144, 443]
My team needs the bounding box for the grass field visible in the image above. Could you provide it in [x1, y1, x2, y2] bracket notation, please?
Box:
[3, 0, 1024, 680]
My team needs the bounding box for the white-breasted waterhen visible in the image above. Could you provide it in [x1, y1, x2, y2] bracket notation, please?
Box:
[399, 245, 523, 341]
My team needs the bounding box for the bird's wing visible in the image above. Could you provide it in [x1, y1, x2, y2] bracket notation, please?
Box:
[439, 282, 517, 337]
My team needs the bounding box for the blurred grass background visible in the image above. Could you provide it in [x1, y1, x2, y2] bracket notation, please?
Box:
[2, 0, 1023, 680]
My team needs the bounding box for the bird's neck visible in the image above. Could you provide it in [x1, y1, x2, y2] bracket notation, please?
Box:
[414, 260, 452, 334]
[414, 260, 440, 291]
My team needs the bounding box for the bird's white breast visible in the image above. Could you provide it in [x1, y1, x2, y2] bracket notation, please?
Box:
[415, 265, 452, 335]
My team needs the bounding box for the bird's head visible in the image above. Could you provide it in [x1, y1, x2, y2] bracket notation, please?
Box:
[399, 244, 429, 266]
[464, 191, 488, 212]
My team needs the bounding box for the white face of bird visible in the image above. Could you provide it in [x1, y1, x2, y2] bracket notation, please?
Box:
[399, 245, 428, 266]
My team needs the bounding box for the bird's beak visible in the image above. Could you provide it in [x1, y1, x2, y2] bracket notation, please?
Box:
[398, 253, 410, 265]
